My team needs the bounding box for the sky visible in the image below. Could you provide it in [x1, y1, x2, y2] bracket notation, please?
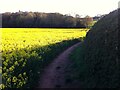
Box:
[0, 0, 119, 17]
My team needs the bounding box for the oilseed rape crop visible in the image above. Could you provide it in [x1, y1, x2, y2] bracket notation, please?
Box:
[0, 28, 87, 89]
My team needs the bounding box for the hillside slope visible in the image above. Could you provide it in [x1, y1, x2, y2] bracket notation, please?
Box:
[67, 9, 119, 88]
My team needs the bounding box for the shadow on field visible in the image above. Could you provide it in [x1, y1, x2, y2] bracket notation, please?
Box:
[2, 38, 84, 89]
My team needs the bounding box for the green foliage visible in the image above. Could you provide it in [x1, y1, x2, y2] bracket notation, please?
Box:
[66, 9, 120, 88]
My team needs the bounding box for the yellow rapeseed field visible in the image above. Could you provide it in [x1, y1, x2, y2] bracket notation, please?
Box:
[0, 28, 88, 89]
[1, 28, 87, 52]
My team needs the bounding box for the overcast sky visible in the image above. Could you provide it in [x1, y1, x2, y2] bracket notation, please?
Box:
[0, 0, 119, 17]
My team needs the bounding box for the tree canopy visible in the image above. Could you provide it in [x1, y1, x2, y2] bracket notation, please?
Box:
[2, 11, 93, 28]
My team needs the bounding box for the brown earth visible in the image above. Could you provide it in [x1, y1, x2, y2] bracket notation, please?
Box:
[37, 42, 81, 88]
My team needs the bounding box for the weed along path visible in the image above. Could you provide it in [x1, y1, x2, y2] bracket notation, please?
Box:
[38, 42, 81, 88]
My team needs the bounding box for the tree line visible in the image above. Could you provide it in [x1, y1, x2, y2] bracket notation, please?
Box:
[2, 11, 93, 28]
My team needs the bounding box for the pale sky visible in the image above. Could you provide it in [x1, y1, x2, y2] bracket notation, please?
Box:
[0, 0, 119, 17]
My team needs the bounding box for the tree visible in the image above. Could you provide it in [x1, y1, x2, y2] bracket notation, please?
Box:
[2, 11, 88, 28]
[83, 15, 93, 28]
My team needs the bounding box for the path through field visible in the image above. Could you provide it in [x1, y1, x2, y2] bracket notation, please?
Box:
[38, 42, 81, 88]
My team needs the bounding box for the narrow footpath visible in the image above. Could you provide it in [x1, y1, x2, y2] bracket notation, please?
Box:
[38, 42, 81, 88]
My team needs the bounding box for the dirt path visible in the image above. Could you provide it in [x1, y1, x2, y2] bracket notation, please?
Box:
[38, 42, 81, 88]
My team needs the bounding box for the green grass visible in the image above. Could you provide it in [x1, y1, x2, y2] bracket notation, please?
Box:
[65, 43, 94, 88]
